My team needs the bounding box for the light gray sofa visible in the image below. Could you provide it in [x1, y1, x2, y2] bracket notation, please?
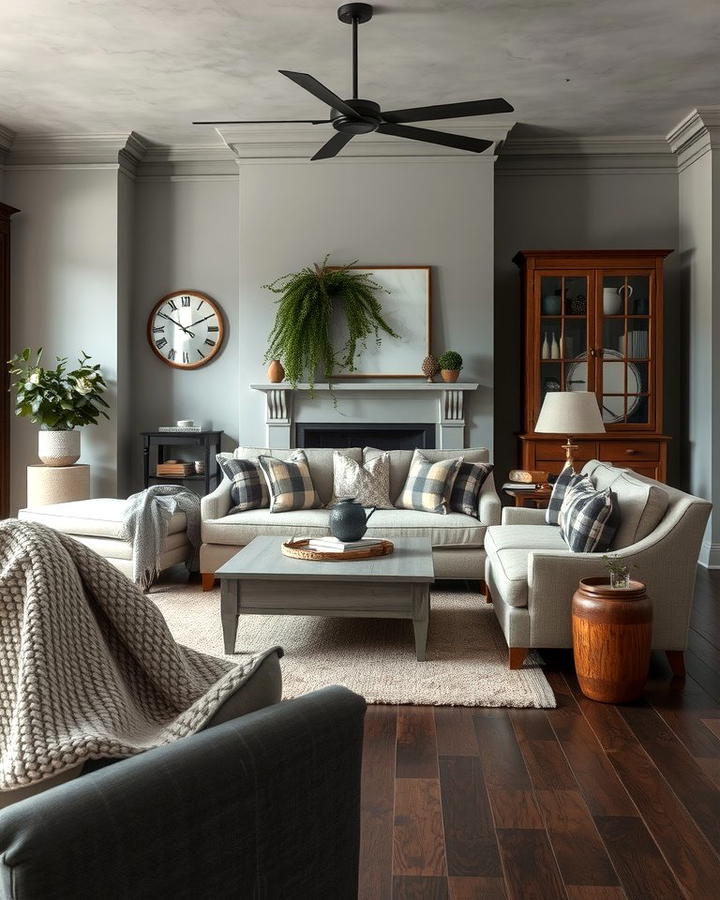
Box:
[201, 446, 501, 588]
[485, 460, 711, 670]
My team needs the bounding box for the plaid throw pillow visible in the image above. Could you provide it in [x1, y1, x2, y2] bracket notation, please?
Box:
[396, 450, 462, 515]
[559, 478, 619, 552]
[258, 450, 321, 513]
[216, 455, 269, 514]
[545, 466, 584, 525]
[449, 461, 494, 519]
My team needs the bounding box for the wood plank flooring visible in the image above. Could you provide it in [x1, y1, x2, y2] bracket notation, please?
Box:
[359, 568, 720, 899]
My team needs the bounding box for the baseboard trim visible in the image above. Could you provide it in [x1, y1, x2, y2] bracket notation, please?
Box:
[698, 540, 720, 568]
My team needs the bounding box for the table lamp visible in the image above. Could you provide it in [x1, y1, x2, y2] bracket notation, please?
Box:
[535, 391, 606, 472]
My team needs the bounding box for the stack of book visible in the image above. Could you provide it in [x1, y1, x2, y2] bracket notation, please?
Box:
[158, 425, 203, 433]
[307, 536, 382, 553]
[156, 460, 193, 477]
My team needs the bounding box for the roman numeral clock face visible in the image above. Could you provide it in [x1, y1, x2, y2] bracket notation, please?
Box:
[147, 291, 224, 369]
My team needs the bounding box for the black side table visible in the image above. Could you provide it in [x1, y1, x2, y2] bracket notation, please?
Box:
[142, 431, 224, 496]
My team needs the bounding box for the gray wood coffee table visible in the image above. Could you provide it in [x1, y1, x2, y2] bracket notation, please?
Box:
[216, 535, 435, 660]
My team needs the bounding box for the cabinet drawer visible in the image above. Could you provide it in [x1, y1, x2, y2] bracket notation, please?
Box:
[598, 441, 660, 462]
[623, 462, 660, 480]
[534, 441, 596, 461]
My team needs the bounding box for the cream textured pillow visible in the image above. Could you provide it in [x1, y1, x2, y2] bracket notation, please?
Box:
[331, 451, 394, 509]
[395, 450, 463, 515]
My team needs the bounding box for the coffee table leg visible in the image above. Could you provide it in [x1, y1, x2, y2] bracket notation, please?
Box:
[412, 584, 430, 661]
[220, 580, 239, 654]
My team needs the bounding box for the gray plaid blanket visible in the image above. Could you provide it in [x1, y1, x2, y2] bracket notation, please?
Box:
[0, 519, 278, 792]
[123, 484, 201, 589]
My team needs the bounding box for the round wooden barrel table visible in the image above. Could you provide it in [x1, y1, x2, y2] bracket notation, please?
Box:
[572, 576, 652, 703]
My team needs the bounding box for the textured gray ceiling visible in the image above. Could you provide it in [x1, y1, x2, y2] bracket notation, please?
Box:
[0, 0, 718, 143]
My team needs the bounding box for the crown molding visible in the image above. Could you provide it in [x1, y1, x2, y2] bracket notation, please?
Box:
[0, 124, 14, 153]
[5, 132, 142, 169]
[217, 120, 514, 161]
[135, 141, 238, 179]
[666, 107, 720, 171]
[497, 135, 676, 174]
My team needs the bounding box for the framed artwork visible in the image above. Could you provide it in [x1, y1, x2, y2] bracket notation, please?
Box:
[330, 266, 431, 377]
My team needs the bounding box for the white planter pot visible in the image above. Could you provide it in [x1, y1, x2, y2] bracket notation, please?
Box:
[603, 287, 623, 316]
[38, 430, 81, 467]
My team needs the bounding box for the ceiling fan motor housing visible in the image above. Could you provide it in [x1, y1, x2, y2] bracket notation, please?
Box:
[331, 98, 381, 134]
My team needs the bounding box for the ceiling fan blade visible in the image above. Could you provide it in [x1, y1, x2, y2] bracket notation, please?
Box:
[193, 119, 332, 125]
[311, 132, 354, 161]
[279, 70, 359, 119]
[377, 123, 493, 154]
[381, 98, 514, 124]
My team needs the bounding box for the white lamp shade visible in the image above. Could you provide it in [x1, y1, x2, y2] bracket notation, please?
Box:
[535, 391, 606, 434]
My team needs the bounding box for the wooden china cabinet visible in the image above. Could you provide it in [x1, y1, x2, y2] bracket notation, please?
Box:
[514, 250, 672, 482]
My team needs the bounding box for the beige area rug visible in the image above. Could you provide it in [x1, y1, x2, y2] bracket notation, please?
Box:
[152, 585, 556, 709]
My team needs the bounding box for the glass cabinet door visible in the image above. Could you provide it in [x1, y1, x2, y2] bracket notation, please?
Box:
[537, 273, 591, 414]
[597, 271, 653, 427]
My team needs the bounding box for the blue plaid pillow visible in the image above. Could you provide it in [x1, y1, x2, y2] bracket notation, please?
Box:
[217, 455, 269, 513]
[449, 462, 493, 518]
[545, 466, 584, 525]
[559, 479, 619, 552]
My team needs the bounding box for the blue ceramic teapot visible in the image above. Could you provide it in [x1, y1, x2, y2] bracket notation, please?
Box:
[329, 498, 376, 542]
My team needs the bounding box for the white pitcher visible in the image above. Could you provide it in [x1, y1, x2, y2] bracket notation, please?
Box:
[602, 285, 631, 315]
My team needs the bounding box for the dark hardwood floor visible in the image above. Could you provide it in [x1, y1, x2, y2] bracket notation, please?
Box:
[359, 568, 720, 899]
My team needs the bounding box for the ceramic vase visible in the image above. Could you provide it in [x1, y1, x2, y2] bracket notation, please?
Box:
[266, 359, 285, 383]
[38, 429, 81, 467]
[551, 334, 560, 359]
[440, 369, 460, 383]
[603, 287, 623, 315]
[541, 333, 550, 359]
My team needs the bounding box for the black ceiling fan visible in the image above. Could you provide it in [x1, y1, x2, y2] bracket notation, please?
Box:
[193, 2, 513, 161]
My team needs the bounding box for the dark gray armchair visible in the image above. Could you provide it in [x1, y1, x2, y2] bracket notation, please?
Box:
[0, 686, 366, 900]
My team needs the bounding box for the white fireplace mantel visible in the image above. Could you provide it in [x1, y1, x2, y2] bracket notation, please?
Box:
[249, 381, 479, 450]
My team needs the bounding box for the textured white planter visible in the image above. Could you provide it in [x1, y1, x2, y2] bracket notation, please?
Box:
[38, 429, 81, 467]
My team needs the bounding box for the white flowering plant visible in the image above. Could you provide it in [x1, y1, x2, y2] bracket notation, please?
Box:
[8, 348, 109, 430]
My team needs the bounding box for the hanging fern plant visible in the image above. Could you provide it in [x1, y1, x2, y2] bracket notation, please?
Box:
[263, 256, 400, 389]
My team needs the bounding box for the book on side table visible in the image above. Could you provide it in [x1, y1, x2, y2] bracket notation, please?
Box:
[307, 536, 382, 553]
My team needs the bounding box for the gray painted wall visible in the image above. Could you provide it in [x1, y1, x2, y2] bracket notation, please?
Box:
[494, 168, 682, 487]
[5, 168, 121, 511]
[236, 158, 495, 450]
[129, 177, 239, 489]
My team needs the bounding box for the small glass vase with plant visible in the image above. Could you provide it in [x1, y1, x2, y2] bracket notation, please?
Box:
[438, 350, 463, 383]
[602, 554, 631, 590]
[8, 348, 109, 466]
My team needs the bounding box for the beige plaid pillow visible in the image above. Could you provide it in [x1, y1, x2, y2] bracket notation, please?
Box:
[396, 450, 463, 515]
[258, 450, 321, 513]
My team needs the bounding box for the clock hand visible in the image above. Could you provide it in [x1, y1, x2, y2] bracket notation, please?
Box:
[189, 314, 216, 328]
[159, 312, 195, 338]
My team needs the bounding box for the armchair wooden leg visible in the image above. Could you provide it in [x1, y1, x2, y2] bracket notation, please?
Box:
[484, 584, 493, 604]
[201, 573, 216, 592]
[666, 650, 686, 678]
[508, 647, 528, 670]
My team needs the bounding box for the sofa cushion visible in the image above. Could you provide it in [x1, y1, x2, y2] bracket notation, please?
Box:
[396, 450, 462, 514]
[559, 479, 618, 553]
[450, 462, 494, 518]
[365, 509, 486, 547]
[485, 524, 567, 554]
[234, 446, 361, 506]
[202, 509, 331, 545]
[18, 498, 186, 538]
[258, 451, 322, 513]
[217, 456, 269, 513]
[582, 459, 627, 491]
[609, 472, 669, 549]
[364, 446, 490, 506]
[330, 450, 393, 508]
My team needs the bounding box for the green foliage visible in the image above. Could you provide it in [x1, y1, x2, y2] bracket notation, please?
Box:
[8, 348, 110, 430]
[602, 554, 630, 577]
[438, 350, 463, 371]
[263, 256, 400, 388]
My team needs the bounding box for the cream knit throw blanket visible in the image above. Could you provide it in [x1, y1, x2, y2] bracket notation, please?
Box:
[0, 519, 279, 792]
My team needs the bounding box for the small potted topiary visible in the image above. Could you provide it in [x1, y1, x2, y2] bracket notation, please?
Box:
[438, 350, 463, 383]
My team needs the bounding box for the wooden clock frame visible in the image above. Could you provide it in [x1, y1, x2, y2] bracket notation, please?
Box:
[147, 290, 225, 370]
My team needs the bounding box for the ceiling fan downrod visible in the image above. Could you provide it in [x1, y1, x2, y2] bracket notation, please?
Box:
[337, 3, 374, 100]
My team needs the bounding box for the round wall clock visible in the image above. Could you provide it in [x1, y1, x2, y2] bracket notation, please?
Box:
[147, 290, 225, 369]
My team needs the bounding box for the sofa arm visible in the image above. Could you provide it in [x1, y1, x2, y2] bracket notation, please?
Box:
[201, 476, 232, 521]
[0, 686, 367, 900]
[478, 472, 501, 526]
[502, 506, 547, 525]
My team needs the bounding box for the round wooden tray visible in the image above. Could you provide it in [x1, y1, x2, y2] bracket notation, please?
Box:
[281, 538, 394, 561]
